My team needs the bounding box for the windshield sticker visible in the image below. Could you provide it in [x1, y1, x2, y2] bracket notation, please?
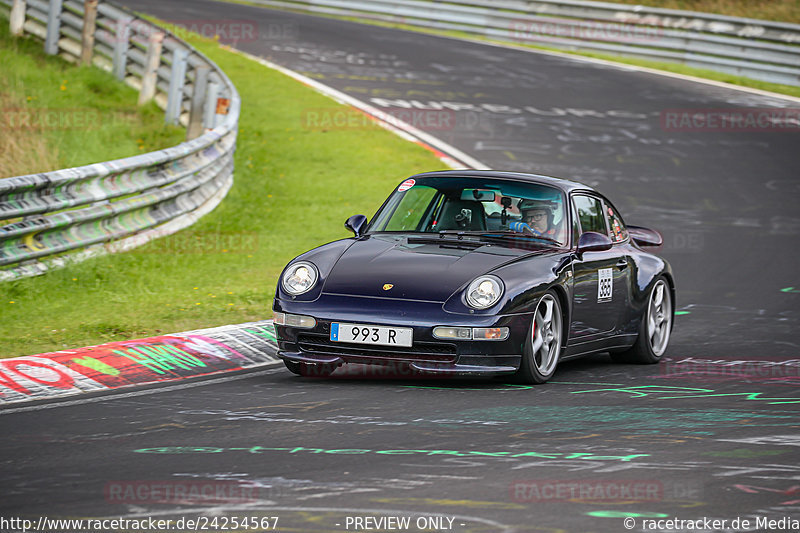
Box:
[398, 179, 415, 192]
[598, 268, 613, 302]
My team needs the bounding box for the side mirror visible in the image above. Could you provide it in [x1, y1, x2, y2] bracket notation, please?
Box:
[345, 214, 368, 237]
[576, 231, 613, 255]
[628, 225, 663, 247]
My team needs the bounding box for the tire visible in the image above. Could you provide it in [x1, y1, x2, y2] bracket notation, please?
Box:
[517, 291, 563, 384]
[611, 277, 672, 364]
[283, 359, 336, 377]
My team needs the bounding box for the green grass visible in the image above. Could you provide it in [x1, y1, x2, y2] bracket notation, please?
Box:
[0, 21, 185, 177]
[0, 22, 445, 357]
[227, 0, 800, 100]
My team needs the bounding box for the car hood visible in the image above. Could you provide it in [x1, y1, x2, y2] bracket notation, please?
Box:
[322, 234, 547, 302]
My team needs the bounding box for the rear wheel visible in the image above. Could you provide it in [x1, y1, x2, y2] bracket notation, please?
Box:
[283, 359, 336, 377]
[517, 291, 563, 384]
[612, 277, 672, 364]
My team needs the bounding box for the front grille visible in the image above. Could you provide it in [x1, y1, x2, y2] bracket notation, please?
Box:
[297, 333, 457, 363]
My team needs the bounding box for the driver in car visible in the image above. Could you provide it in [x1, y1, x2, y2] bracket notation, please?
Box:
[509, 199, 558, 239]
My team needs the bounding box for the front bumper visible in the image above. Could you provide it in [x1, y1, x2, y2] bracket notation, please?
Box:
[274, 295, 530, 376]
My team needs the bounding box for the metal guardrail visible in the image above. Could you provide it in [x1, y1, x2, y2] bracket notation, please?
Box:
[252, 0, 800, 87]
[0, 0, 240, 281]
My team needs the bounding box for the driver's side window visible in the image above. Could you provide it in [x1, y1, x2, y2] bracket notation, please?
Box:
[573, 195, 607, 234]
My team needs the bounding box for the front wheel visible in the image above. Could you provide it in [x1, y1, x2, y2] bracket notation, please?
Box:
[517, 291, 563, 384]
[612, 277, 672, 364]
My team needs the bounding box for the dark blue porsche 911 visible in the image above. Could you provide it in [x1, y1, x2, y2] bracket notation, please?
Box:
[273, 170, 674, 383]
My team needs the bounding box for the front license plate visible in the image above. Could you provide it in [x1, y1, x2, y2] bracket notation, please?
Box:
[331, 322, 413, 347]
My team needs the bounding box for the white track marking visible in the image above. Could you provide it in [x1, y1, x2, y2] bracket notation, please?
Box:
[225, 48, 487, 169]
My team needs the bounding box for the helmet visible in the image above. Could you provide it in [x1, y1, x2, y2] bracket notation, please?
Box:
[518, 199, 556, 228]
[518, 199, 555, 214]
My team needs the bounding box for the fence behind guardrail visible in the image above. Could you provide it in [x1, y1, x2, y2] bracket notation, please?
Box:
[250, 0, 800, 87]
[0, 0, 240, 281]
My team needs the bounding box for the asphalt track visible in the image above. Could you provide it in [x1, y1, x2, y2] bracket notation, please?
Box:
[2, 1, 800, 532]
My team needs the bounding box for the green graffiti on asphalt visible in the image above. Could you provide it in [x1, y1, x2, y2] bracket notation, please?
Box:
[569, 385, 800, 404]
[403, 382, 800, 405]
[132, 446, 649, 462]
[403, 382, 800, 404]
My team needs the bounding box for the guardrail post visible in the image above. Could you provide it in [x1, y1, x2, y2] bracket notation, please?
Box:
[44, 0, 63, 55]
[113, 15, 133, 80]
[80, 0, 98, 66]
[203, 81, 221, 129]
[138, 31, 164, 106]
[186, 65, 211, 140]
[165, 47, 189, 125]
[10, 0, 26, 36]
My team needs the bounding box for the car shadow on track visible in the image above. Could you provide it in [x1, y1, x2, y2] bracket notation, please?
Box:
[272, 352, 654, 389]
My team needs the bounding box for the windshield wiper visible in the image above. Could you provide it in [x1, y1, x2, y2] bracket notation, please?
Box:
[408, 230, 561, 248]
[406, 233, 484, 248]
[435, 230, 561, 246]
[478, 231, 562, 245]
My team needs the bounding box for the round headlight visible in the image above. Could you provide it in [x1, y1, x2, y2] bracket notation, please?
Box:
[466, 275, 504, 310]
[282, 262, 318, 295]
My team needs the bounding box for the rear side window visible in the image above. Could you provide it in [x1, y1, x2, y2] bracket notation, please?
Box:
[605, 202, 628, 243]
[573, 195, 607, 234]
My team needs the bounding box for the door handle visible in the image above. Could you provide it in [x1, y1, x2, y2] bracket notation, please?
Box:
[616, 258, 628, 270]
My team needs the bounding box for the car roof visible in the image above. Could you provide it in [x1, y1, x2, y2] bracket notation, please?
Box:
[408, 170, 594, 195]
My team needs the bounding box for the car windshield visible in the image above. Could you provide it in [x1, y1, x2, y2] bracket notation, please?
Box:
[368, 176, 568, 246]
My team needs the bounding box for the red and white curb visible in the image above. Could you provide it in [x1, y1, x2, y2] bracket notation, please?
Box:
[0, 321, 279, 406]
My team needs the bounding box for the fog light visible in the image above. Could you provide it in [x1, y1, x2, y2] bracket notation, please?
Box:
[433, 327, 472, 340]
[472, 327, 509, 341]
[274, 312, 316, 329]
